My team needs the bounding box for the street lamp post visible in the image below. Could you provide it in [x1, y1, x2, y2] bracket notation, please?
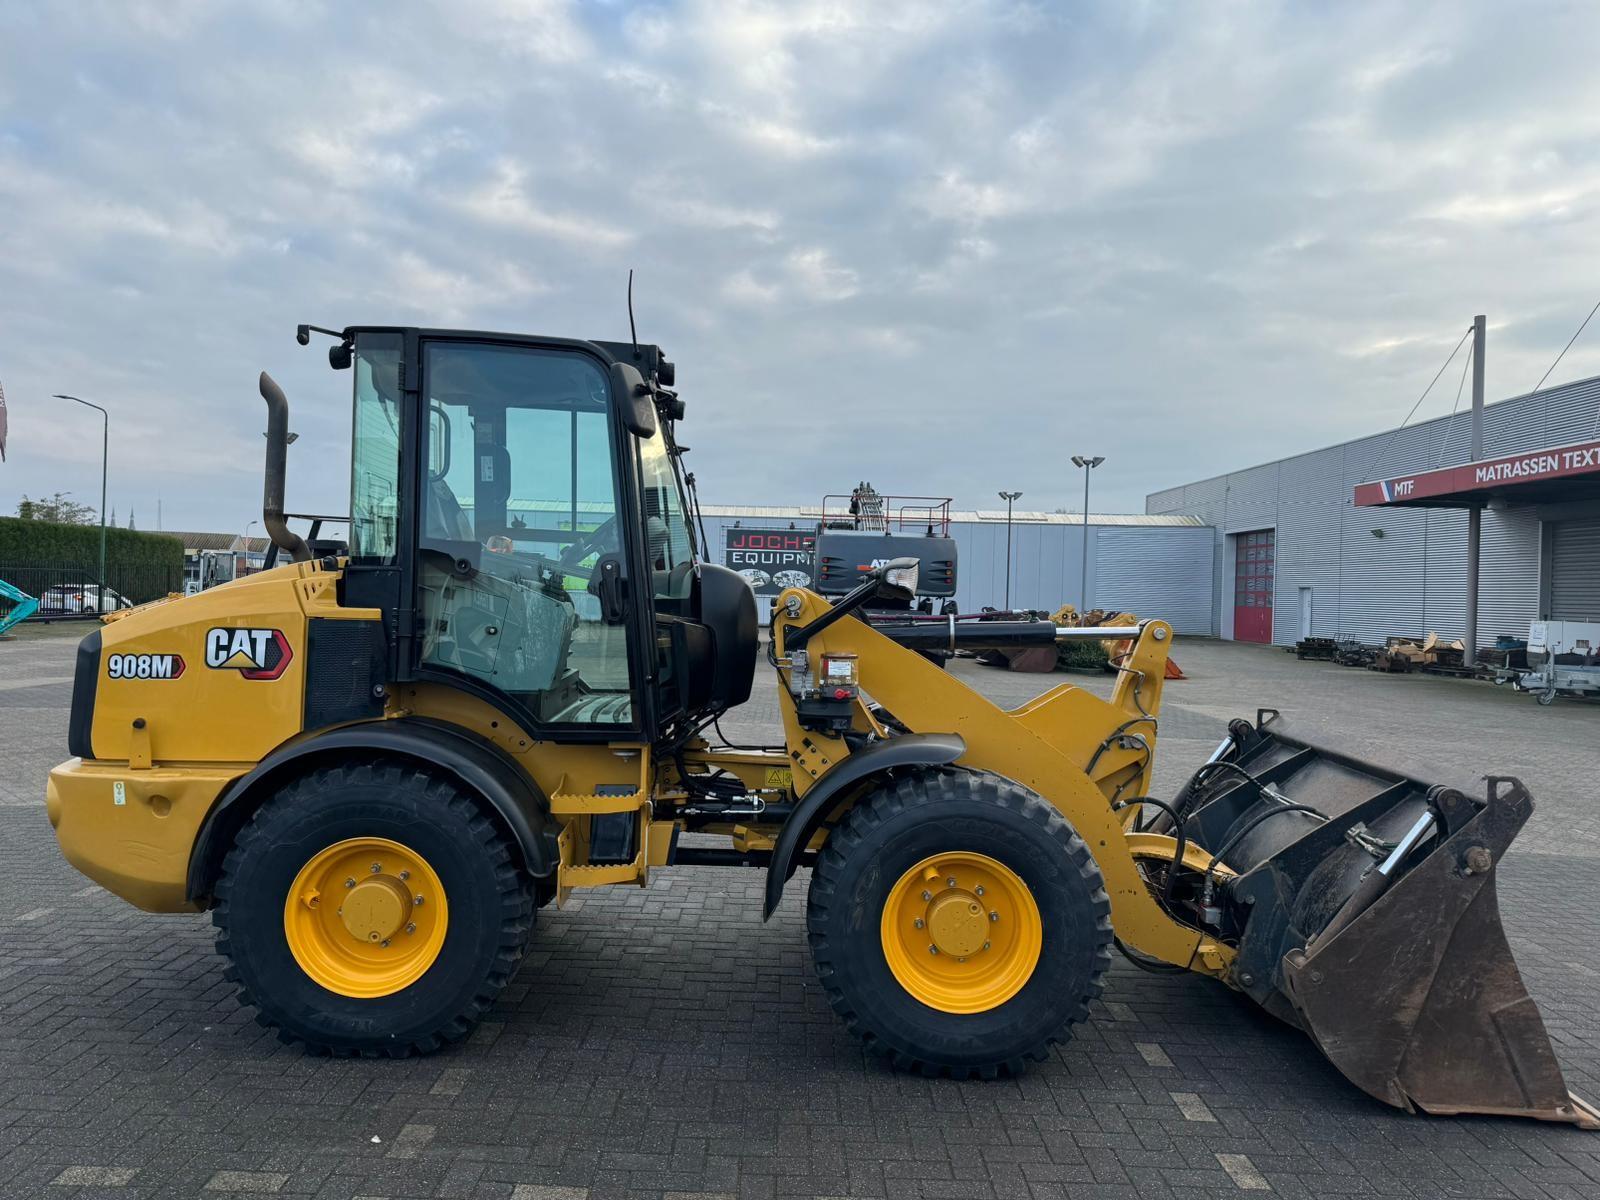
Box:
[53, 394, 109, 614]
[998, 490, 1023, 610]
[1070, 456, 1105, 615]
[241, 520, 258, 579]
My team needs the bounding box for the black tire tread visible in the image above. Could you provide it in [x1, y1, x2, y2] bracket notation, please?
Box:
[806, 768, 1112, 1079]
[211, 758, 533, 1058]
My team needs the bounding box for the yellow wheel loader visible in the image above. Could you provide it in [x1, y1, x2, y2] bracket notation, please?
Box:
[46, 323, 1596, 1127]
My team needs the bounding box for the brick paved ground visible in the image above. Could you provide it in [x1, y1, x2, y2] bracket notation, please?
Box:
[3, 624, 1599, 1199]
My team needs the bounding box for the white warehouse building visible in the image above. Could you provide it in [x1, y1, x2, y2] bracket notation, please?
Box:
[1146, 373, 1600, 647]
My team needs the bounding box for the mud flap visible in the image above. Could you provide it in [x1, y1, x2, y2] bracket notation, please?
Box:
[1279, 777, 1597, 1126]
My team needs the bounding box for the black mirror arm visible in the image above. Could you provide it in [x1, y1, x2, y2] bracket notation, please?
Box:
[784, 574, 882, 652]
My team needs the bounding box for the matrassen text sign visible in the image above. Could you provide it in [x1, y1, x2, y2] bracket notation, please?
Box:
[1356, 436, 1600, 506]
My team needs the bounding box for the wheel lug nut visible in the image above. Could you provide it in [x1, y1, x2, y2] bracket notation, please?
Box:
[913, 918, 924, 929]
[399, 870, 410, 881]
[946, 877, 956, 888]
[921, 890, 931, 901]
[380, 939, 390, 947]
[975, 886, 984, 896]
[929, 945, 939, 955]
[989, 911, 999, 922]
[405, 923, 416, 935]
[344, 878, 355, 889]
[370, 863, 382, 874]
[983, 941, 991, 951]
[414, 896, 425, 906]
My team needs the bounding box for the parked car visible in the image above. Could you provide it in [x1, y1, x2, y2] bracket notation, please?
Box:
[38, 584, 132, 615]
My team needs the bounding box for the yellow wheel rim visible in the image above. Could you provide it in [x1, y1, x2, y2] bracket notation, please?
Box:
[283, 837, 448, 998]
[880, 851, 1042, 1014]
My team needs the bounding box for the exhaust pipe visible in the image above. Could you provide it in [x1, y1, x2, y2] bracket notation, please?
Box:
[259, 372, 310, 564]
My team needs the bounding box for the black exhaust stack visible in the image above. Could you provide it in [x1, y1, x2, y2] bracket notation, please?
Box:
[259, 372, 310, 564]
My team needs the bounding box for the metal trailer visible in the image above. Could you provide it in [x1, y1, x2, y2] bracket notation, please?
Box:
[1500, 620, 1600, 704]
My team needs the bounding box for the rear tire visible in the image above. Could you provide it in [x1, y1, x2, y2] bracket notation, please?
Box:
[807, 769, 1111, 1078]
[213, 760, 533, 1056]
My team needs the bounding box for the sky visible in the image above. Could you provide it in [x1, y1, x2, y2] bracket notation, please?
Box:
[4, 0, 1600, 533]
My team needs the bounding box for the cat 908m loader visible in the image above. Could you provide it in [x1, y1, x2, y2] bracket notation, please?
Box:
[46, 323, 1596, 1128]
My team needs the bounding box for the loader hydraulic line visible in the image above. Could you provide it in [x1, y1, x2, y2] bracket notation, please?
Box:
[1307, 806, 1436, 949]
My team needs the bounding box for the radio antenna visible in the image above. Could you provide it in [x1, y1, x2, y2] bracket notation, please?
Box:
[627, 269, 638, 355]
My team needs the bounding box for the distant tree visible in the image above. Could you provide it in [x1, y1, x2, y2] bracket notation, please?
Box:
[16, 492, 97, 524]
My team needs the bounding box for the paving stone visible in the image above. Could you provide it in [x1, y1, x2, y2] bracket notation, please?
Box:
[1216, 1153, 1272, 1190]
[384, 1122, 435, 1161]
[204, 1170, 291, 1192]
[1170, 1092, 1217, 1123]
[50, 1165, 139, 1186]
[1134, 1043, 1174, 1068]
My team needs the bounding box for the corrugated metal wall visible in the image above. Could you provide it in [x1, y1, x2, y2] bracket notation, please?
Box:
[1148, 374, 1600, 644]
[1550, 518, 1600, 618]
[1094, 527, 1215, 633]
[698, 512, 1214, 629]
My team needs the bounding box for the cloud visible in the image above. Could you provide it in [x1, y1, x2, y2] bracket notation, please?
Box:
[4, 0, 1600, 535]
[785, 247, 858, 302]
[456, 160, 634, 248]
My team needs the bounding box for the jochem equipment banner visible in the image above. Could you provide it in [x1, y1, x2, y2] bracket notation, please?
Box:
[723, 526, 816, 594]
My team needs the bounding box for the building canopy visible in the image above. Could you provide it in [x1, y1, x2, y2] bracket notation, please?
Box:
[1355, 435, 1600, 508]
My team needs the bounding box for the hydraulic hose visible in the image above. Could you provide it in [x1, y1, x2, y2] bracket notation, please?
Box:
[1114, 796, 1188, 905]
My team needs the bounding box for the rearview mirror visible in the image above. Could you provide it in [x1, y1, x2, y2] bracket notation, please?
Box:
[876, 557, 920, 601]
[610, 362, 658, 438]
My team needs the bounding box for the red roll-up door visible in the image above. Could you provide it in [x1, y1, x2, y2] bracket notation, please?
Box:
[1233, 529, 1275, 643]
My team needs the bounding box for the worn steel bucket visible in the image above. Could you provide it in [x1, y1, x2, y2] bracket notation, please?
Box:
[1172, 716, 1598, 1128]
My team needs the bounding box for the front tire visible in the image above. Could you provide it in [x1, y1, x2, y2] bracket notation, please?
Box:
[213, 760, 533, 1056]
[807, 769, 1111, 1078]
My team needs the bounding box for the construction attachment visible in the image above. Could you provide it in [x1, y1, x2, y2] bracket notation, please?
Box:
[0, 578, 39, 637]
[1160, 716, 1598, 1127]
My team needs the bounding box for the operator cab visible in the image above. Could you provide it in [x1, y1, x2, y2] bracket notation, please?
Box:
[331, 326, 756, 743]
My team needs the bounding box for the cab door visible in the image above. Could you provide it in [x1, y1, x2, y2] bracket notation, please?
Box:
[413, 338, 647, 734]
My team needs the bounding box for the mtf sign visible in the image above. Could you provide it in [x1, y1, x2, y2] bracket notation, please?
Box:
[1355, 436, 1600, 506]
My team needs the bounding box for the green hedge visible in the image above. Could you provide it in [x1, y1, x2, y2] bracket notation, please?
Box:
[0, 518, 185, 604]
[1056, 638, 1111, 672]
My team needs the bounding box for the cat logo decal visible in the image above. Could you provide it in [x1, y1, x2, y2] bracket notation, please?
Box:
[204, 627, 293, 681]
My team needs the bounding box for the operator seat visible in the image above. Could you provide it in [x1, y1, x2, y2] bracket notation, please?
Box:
[425, 477, 474, 541]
